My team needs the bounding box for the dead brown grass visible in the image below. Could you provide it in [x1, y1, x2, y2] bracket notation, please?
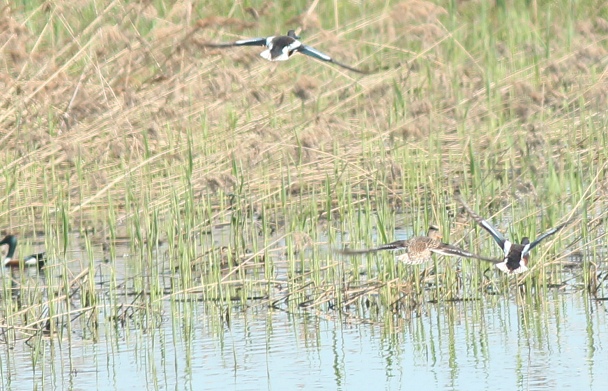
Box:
[0, 1, 606, 238]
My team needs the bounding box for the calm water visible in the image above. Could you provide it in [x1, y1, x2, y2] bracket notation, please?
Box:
[1, 289, 606, 390]
[1, 231, 606, 391]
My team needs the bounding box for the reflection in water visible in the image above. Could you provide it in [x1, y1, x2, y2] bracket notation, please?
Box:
[0, 232, 606, 391]
[0, 289, 606, 390]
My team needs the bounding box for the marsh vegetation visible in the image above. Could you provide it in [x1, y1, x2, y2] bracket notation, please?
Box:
[1, 0, 607, 389]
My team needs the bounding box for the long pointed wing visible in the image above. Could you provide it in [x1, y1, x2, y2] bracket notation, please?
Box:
[431, 243, 501, 264]
[297, 44, 370, 74]
[455, 193, 508, 249]
[201, 37, 268, 48]
[337, 240, 409, 255]
[525, 220, 569, 254]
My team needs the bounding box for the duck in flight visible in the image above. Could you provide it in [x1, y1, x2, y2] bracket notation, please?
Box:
[201, 30, 370, 74]
[338, 225, 498, 265]
[455, 192, 569, 274]
[0, 235, 46, 268]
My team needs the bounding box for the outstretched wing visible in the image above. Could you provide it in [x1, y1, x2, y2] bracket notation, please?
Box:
[337, 240, 409, 255]
[201, 37, 268, 48]
[455, 193, 508, 250]
[431, 243, 501, 263]
[297, 44, 370, 74]
[525, 220, 569, 255]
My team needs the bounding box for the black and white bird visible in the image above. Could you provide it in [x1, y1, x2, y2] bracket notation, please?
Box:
[339, 225, 498, 265]
[201, 30, 370, 74]
[455, 193, 569, 274]
[0, 235, 46, 268]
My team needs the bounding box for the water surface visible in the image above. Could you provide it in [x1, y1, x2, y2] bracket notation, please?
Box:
[2, 288, 606, 390]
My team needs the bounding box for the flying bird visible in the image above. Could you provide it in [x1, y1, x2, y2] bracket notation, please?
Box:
[0, 235, 46, 268]
[338, 225, 498, 265]
[201, 30, 370, 74]
[455, 192, 569, 274]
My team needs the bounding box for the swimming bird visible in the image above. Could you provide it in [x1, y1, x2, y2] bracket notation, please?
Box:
[338, 225, 499, 265]
[455, 193, 569, 274]
[201, 30, 370, 74]
[0, 235, 46, 268]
